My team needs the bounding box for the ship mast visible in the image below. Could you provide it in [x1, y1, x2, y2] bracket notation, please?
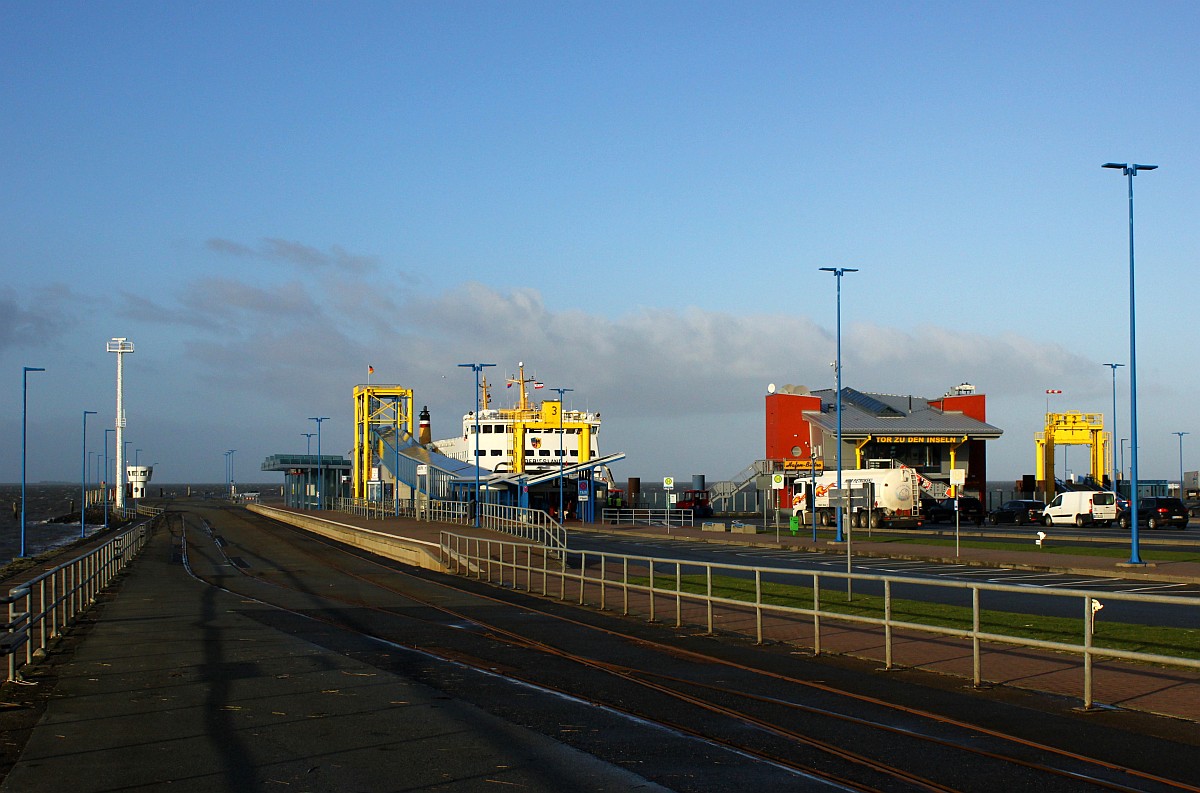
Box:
[479, 374, 491, 411]
[510, 361, 537, 413]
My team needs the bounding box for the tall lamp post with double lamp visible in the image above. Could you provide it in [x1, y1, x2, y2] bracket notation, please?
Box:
[302, 432, 316, 508]
[819, 267, 857, 544]
[1174, 432, 1189, 500]
[309, 417, 328, 509]
[1102, 364, 1124, 494]
[20, 366, 46, 557]
[458, 363, 496, 527]
[551, 386, 574, 523]
[1103, 162, 1157, 565]
[82, 410, 97, 539]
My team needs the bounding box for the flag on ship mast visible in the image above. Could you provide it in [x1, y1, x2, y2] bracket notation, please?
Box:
[368, 365, 374, 385]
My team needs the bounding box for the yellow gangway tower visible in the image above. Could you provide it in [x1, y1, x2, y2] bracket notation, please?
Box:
[1034, 412, 1109, 501]
[353, 384, 415, 499]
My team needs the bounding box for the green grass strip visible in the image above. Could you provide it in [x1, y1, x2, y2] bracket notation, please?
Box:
[764, 530, 1200, 563]
[631, 573, 1200, 661]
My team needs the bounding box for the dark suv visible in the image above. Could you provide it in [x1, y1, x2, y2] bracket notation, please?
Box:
[925, 496, 984, 525]
[1116, 497, 1189, 530]
[988, 499, 1046, 526]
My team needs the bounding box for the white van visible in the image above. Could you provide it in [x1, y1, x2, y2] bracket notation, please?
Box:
[1042, 491, 1118, 527]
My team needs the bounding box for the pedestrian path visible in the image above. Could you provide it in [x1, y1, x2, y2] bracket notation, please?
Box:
[0, 515, 667, 792]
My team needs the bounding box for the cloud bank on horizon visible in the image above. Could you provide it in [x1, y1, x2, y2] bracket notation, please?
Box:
[19, 236, 1119, 483]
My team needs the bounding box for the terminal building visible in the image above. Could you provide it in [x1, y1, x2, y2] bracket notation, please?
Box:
[765, 383, 1002, 499]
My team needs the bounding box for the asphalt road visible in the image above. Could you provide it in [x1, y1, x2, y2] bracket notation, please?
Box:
[566, 531, 1200, 628]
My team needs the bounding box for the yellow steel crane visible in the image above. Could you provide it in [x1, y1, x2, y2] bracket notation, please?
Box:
[1035, 412, 1109, 501]
[353, 384, 414, 499]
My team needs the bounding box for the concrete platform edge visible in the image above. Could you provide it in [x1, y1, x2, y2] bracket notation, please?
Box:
[247, 503, 446, 572]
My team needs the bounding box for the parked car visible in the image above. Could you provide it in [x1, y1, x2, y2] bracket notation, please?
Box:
[1116, 497, 1189, 530]
[987, 499, 1046, 526]
[925, 496, 984, 525]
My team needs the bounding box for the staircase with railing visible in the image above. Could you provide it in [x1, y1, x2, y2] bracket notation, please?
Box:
[710, 460, 771, 511]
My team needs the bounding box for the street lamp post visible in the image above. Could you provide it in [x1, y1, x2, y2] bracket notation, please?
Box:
[82, 410, 97, 539]
[302, 432, 316, 508]
[308, 418, 328, 509]
[819, 267, 858, 544]
[1102, 364, 1124, 494]
[20, 366, 46, 557]
[551, 387, 574, 523]
[1103, 161, 1157, 565]
[458, 363, 496, 528]
[1174, 432, 1189, 500]
[227, 449, 237, 497]
[103, 428, 114, 529]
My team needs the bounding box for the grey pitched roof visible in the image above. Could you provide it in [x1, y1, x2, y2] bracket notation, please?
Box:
[803, 388, 1003, 439]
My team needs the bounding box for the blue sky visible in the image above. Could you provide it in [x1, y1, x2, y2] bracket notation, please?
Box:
[3, 2, 1198, 487]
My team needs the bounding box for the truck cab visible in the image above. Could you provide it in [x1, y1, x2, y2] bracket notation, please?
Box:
[675, 489, 714, 517]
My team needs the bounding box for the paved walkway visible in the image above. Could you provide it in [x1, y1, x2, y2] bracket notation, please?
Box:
[0, 513, 665, 792]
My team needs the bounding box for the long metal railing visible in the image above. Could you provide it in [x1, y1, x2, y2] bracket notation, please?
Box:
[335, 497, 565, 550]
[3, 519, 156, 682]
[601, 508, 695, 527]
[113, 503, 165, 520]
[439, 531, 1200, 710]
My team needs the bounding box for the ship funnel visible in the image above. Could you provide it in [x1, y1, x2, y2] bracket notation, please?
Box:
[418, 405, 432, 445]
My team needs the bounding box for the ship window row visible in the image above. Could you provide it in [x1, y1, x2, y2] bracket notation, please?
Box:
[475, 449, 581, 457]
[469, 425, 586, 435]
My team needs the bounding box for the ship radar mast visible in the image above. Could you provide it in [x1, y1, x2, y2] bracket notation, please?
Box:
[508, 361, 538, 413]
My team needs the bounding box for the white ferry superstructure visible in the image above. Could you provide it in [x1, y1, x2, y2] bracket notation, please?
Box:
[431, 363, 602, 477]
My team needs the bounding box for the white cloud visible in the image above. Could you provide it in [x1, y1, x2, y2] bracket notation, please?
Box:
[51, 264, 1157, 483]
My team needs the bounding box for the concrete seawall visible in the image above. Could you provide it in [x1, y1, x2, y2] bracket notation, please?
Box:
[247, 503, 446, 571]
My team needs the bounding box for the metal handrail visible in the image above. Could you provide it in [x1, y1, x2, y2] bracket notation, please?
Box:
[334, 497, 565, 550]
[3, 519, 155, 682]
[438, 531, 1200, 710]
[601, 508, 695, 527]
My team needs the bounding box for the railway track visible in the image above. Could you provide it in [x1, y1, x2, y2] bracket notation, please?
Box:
[175, 505, 1200, 793]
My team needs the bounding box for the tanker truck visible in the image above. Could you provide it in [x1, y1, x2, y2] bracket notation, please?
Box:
[791, 467, 924, 529]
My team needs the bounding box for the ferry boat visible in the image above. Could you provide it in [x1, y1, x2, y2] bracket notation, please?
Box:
[431, 363, 602, 477]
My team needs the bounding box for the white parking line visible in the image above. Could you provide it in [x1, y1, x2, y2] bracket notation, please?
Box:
[1120, 582, 1193, 593]
[987, 571, 1065, 580]
[1038, 577, 1128, 588]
